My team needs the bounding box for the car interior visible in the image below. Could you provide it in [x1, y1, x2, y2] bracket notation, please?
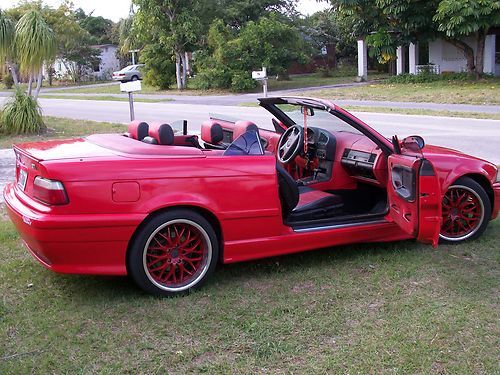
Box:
[124, 100, 390, 229]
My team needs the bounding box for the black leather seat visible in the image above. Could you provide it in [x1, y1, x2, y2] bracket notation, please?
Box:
[276, 164, 343, 220]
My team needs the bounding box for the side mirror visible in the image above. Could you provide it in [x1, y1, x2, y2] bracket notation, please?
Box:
[300, 106, 314, 116]
[402, 135, 425, 152]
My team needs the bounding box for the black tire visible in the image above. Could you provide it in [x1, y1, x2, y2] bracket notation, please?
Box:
[131, 75, 139, 81]
[128, 209, 219, 297]
[440, 177, 492, 244]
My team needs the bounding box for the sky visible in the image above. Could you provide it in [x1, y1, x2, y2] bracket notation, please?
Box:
[0, 0, 331, 22]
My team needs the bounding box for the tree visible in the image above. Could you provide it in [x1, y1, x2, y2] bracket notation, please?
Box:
[14, 9, 56, 98]
[434, 0, 500, 77]
[133, 0, 205, 89]
[75, 9, 114, 45]
[0, 10, 18, 84]
[195, 15, 306, 91]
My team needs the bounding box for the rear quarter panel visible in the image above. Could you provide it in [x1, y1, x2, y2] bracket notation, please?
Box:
[44, 154, 285, 242]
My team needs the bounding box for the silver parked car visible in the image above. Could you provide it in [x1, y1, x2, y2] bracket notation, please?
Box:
[112, 64, 144, 82]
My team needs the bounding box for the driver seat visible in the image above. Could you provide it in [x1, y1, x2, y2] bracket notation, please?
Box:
[276, 164, 343, 221]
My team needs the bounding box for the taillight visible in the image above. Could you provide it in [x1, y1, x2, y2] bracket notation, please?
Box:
[33, 177, 69, 205]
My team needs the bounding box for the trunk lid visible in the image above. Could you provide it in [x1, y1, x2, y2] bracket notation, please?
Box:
[13, 138, 117, 162]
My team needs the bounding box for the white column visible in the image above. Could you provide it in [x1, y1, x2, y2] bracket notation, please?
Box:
[483, 35, 495, 75]
[396, 46, 405, 75]
[357, 39, 368, 81]
[409, 42, 419, 74]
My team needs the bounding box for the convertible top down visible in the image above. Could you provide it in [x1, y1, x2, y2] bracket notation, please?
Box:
[5, 96, 499, 296]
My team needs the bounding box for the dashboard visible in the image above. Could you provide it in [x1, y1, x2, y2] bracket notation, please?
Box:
[303, 127, 387, 189]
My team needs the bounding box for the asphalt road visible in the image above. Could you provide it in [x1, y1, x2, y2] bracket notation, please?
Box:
[1, 98, 499, 203]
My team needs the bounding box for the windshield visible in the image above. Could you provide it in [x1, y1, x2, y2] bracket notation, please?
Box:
[275, 103, 363, 135]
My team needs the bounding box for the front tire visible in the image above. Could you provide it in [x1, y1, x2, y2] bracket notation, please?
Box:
[128, 210, 219, 297]
[440, 177, 491, 243]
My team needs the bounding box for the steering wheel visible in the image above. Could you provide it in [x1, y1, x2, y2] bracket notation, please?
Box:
[277, 124, 304, 164]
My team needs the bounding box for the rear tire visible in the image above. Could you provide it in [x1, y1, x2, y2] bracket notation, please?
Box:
[439, 177, 491, 243]
[128, 209, 219, 297]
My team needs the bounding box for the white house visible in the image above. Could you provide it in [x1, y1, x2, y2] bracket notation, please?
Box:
[91, 44, 121, 79]
[428, 35, 498, 75]
[52, 44, 121, 81]
[357, 29, 499, 79]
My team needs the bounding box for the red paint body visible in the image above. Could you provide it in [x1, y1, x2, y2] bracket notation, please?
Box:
[4, 99, 499, 277]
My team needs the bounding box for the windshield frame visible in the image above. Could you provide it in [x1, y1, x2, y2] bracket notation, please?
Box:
[259, 96, 394, 156]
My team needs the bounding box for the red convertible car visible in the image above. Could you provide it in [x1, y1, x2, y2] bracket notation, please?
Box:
[4, 97, 499, 296]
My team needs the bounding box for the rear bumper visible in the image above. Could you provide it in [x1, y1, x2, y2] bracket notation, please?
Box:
[4, 183, 145, 275]
[492, 182, 500, 220]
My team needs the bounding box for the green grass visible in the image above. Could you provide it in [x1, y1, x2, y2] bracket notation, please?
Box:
[47, 73, 374, 96]
[238, 102, 500, 120]
[40, 94, 173, 103]
[0, 203, 498, 373]
[295, 78, 500, 105]
[0, 117, 125, 149]
[343, 106, 500, 120]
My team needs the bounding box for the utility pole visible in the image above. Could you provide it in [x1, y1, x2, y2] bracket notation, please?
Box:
[129, 49, 140, 65]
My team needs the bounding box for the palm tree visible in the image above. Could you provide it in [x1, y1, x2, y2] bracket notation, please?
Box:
[0, 10, 18, 85]
[15, 9, 56, 99]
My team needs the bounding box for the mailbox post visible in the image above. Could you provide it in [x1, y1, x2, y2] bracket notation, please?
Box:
[252, 67, 268, 97]
[120, 80, 142, 121]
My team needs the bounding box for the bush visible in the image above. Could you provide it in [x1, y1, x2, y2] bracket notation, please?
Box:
[3, 73, 14, 89]
[230, 71, 257, 92]
[316, 66, 332, 77]
[387, 71, 475, 84]
[140, 43, 176, 90]
[193, 66, 232, 90]
[1, 88, 45, 134]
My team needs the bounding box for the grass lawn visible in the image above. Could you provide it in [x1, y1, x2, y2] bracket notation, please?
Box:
[0, 117, 125, 149]
[47, 73, 371, 96]
[0, 202, 498, 373]
[239, 102, 500, 120]
[40, 94, 173, 103]
[294, 78, 500, 105]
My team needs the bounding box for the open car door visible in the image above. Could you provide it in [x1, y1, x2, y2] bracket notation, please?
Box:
[387, 154, 442, 247]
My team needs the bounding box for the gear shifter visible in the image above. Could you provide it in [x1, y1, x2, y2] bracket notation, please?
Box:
[313, 167, 326, 180]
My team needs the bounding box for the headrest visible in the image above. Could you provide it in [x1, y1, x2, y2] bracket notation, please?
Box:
[201, 120, 223, 144]
[233, 120, 259, 140]
[149, 122, 175, 145]
[127, 121, 149, 141]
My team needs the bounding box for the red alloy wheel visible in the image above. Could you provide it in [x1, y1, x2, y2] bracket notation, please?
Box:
[143, 219, 212, 292]
[440, 185, 484, 241]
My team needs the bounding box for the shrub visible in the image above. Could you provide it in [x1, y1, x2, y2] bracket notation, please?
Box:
[193, 66, 232, 90]
[1, 88, 45, 134]
[140, 43, 176, 90]
[386, 71, 475, 84]
[3, 73, 14, 89]
[230, 71, 257, 92]
[316, 66, 332, 77]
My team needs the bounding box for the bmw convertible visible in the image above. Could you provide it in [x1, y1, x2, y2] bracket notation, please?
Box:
[4, 97, 499, 296]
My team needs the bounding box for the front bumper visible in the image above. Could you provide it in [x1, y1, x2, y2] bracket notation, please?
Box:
[4, 183, 144, 275]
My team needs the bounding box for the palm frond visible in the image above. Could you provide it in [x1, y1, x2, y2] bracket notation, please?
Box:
[14, 10, 56, 74]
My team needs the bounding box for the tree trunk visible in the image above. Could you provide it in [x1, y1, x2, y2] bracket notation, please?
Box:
[184, 51, 191, 77]
[34, 70, 43, 100]
[475, 30, 487, 79]
[27, 74, 33, 97]
[444, 37, 475, 73]
[7, 61, 19, 85]
[180, 52, 187, 88]
[175, 53, 182, 90]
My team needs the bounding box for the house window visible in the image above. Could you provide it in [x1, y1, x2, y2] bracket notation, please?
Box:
[93, 61, 100, 72]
